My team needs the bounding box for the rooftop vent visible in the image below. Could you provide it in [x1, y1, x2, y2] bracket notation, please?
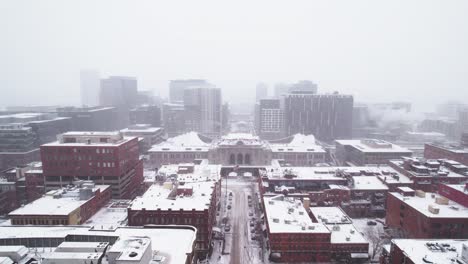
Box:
[272, 218, 279, 223]
[308, 226, 315, 230]
[428, 204, 440, 214]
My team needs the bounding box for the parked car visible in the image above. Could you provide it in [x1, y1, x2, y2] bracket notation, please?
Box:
[227, 205, 232, 210]
[248, 212, 253, 217]
[224, 224, 231, 232]
[367, 220, 377, 226]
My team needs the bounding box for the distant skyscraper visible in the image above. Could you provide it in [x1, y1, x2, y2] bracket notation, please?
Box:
[283, 91, 353, 141]
[274, 83, 291, 98]
[80, 70, 100, 107]
[290, 80, 318, 94]
[169, 79, 209, 103]
[256, 83, 268, 102]
[184, 87, 222, 137]
[255, 99, 284, 140]
[162, 103, 185, 137]
[99, 76, 138, 107]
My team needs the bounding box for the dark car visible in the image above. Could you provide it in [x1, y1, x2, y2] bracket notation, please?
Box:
[367, 220, 377, 226]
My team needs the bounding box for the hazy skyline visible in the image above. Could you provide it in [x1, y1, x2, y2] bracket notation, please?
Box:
[1, 0, 467, 112]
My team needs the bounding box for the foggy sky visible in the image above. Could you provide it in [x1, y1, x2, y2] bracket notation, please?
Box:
[1, 0, 467, 112]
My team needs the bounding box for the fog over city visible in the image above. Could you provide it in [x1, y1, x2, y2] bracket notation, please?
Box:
[1, 0, 468, 111]
[1, 2, 468, 264]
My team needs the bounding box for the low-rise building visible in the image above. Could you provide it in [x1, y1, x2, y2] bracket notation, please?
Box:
[121, 124, 165, 154]
[386, 187, 468, 239]
[263, 195, 331, 263]
[0, 225, 197, 264]
[128, 162, 221, 257]
[424, 142, 468, 166]
[309, 207, 369, 262]
[438, 183, 468, 207]
[381, 239, 468, 264]
[8, 181, 111, 225]
[388, 157, 468, 192]
[336, 139, 412, 166]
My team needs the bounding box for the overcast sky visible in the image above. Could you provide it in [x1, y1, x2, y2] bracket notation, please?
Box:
[1, 0, 467, 111]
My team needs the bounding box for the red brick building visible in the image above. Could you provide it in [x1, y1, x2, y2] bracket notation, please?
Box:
[386, 187, 468, 239]
[424, 143, 468, 166]
[263, 195, 331, 263]
[9, 181, 111, 225]
[438, 183, 468, 207]
[40, 131, 143, 199]
[381, 239, 468, 264]
[128, 163, 221, 258]
[388, 158, 467, 192]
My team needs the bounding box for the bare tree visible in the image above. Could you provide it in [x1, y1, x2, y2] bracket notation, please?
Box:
[364, 225, 387, 260]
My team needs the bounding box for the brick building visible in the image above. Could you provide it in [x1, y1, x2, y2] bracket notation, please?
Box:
[8, 181, 111, 225]
[310, 207, 369, 262]
[381, 239, 468, 264]
[263, 195, 331, 263]
[40, 131, 143, 199]
[388, 157, 467, 192]
[438, 183, 468, 207]
[336, 139, 412, 166]
[424, 143, 468, 166]
[386, 187, 468, 239]
[0, 180, 17, 215]
[128, 163, 221, 257]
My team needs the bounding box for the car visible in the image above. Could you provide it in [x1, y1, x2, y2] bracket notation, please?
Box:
[248, 203, 252, 207]
[250, 228, 256, 233]
[229, 192, 233, 196]
[367, 220, 377, 226]
[227, 205, 232, 210]
[249, 221, 255, 227]
[251, 235, 257, 240]
[224, 224, 231, 232]
[248, 212, 253, 217]
[228, 196, 232, 201]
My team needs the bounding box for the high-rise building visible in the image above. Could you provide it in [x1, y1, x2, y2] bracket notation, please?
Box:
[273, 83, 291, 98]
[80, 70, 100, 107]
[184, 87, 222, 137]
[129, 105, 161, 127]
[169, 79, 209, 103]
[162, 103, 185, 137]
[0, 124, 40, 171]
[40, 131, 143, 199]
[99, 76, 138, 108]
[290, 80, 318, 94]
[255, 98, 284, 139]
[57, 106, 120, 131]
[283, 91, 354, 141]
[255, 83, 268, 102]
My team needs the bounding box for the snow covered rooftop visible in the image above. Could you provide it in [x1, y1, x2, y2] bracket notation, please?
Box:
[336, 139, 412, 153]
[121, 125, 163, 134]
[263, 195, 329, 234]
[0, 226, 196, 264]
[43, 131, 135, 147]
[270, 134, 326, 153]
[216, 133, 266, 147]
[392, 239, 468, 264]
[149, 131, 210, 152]
[390, 191, 468, 219]
[266, 165, 403, 182]
[352, 176, 389, 191]
[309, 207, 368, 244]
[130, 181, 216, 211]
[84, 200, 130, 230]
[9, 185, 110, 216]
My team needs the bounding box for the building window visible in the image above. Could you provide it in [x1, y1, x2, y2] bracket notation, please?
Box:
[237, 154, 243, 165]
[245, 154, 251, 165]
[229, 154, 235, 165]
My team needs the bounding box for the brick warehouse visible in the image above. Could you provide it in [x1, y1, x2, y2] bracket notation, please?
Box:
[386, 187, 468, 239]
[40, 131, 143, 199]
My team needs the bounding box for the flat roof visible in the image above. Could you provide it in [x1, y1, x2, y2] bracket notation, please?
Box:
[352, 176, 389, 191]
[130, 181, 216, 211]
[309, 207, 368, 244]
[121, 127, 163, 133]
[9, 185, 109, 216]
[390, 192, 468, 219]
[263, 195, 329, 234]
[0, 226, 196, 264]
[392, 239, 468, 264]
[336, 139, 412, 153]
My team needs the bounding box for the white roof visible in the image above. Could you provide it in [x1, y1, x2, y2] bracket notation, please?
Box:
[270, 134, 326, 153]
[130, 180, 216, 211]
[0, 226, 196, 264]
[336, 139, 412, 153]
[85, 200, 130, 230]
[398, 186, 415, 192]
[9, 185, 109, 216]
[149, 132, 210, 152]
[392, 239, 468, 264]
[309, 207, 368, 244]
[352, 176, 389, 191]
[121, 126, 163, 134]
[263, 195, 329, 234]
[390, 192, 468, 219]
